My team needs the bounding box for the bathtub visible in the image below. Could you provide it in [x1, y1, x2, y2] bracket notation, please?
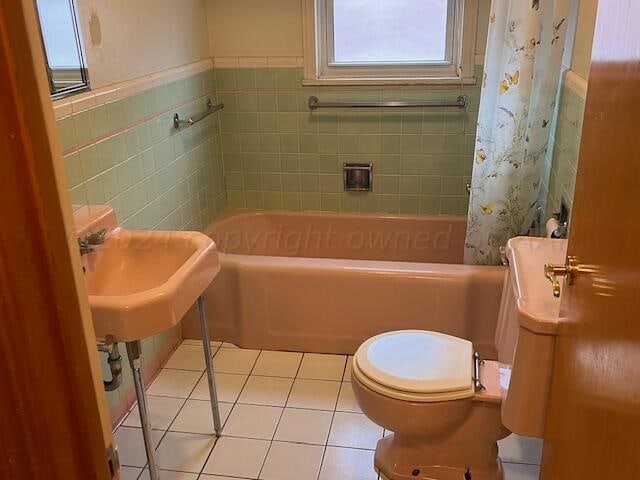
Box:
[181, 210, 505, 357]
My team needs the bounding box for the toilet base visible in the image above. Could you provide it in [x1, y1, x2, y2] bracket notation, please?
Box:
[374, 434, 505, 480]
[377, 459, 503, 480]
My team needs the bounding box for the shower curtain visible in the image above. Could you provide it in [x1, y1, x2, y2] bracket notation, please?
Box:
[464, 0, 571, 265]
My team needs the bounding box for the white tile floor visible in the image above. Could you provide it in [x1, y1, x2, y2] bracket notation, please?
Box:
[116, 341, 543, 480]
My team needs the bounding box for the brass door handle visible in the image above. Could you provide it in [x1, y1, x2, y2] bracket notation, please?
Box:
[544, 256, 580, 298]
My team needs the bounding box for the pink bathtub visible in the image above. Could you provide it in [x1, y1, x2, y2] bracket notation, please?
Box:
[181, 210, 505, 357]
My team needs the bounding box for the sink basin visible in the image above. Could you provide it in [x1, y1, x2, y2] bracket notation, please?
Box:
[74, 205, 220, 341]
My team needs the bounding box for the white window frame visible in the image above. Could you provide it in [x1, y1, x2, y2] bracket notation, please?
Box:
[302, 0, 478, 86]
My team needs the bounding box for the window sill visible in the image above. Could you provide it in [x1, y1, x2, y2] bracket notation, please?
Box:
[301, 76, 477, 87]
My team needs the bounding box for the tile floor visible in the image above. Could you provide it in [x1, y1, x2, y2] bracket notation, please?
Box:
[116, 341, 543, 480]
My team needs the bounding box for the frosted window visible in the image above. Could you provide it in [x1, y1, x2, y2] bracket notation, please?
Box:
[37, 0, 81, 68]
[34, 0, 89, 97]
[332, 0, 450, 64]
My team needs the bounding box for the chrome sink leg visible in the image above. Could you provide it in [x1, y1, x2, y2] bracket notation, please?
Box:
[126, 341, 160, 480]
[197, 295, 222, 436]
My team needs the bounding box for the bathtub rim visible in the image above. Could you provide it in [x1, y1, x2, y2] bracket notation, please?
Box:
[206, 208, 469, 233]
[219, 251, 504, 277]
[206, 208, 469, 262]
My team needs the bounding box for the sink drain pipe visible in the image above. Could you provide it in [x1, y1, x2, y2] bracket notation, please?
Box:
[98, 338, 123, 391]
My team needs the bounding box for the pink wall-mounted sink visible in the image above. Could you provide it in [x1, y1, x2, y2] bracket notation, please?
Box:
[73, 205, 220, 341]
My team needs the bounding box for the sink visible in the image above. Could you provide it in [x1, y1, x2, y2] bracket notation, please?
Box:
[75, 206, 224, 478]
[74, 205, 220, 341]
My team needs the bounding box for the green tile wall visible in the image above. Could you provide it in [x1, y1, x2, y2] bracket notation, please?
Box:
[54, 65, 483, 415]
[55, 68, 226, 412]
[216, 67, 482, 215]
[58, 70, 226, 230]
[543, 76, 585, 219]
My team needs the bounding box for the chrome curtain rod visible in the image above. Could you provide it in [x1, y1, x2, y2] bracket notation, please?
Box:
[308, 95, 467, 110]
[173, 98, 224, 129]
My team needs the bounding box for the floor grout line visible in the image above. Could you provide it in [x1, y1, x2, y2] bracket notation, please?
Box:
[196, 342, 261, 477]
[122, 341, 542, 480]
[310, 352, 340, 480]
[128, 340, 223, 477]
[255, 349, 305, 479]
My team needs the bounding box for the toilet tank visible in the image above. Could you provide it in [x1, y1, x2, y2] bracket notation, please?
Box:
[494, 237, 568, 438]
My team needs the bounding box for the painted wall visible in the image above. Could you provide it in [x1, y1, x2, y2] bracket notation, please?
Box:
[207, 0, 491, 62]
[76, 0, 210, 88]
[207, 0, 303, 59]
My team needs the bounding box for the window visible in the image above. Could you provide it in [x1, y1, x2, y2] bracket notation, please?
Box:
[303, 0, 478, 85]
[35, 0, 90, 98]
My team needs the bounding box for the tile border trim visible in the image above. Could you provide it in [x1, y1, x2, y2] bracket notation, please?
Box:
[214, 56, 304, 69]
[61, 92, 211, 157]
[53, 59, 214, 119]
[564, 69, 588, 99]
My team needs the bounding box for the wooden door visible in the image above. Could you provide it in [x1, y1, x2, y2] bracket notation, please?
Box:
[0, 1, 117, 479]
[541, 0, 640, 477]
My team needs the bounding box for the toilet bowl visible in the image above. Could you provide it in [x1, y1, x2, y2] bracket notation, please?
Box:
[351, 330, 509, 480]
[351, 237, 568, 480]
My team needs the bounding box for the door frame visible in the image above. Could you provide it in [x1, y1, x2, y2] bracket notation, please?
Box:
[0, 1, 115, 479]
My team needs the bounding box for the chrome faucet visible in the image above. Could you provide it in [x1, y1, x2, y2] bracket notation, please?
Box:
[77, 228, 107, 256]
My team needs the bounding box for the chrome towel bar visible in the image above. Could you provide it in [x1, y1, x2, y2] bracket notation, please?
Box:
[308, 95, 467, 110]
[473, 352, 485, 392]
[173, 98, 224, 129]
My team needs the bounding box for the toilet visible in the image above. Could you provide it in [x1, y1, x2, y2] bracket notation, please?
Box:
[351, 237, 567, 480]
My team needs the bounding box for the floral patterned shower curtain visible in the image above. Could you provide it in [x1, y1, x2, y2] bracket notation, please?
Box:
[464, 0, 571, 265]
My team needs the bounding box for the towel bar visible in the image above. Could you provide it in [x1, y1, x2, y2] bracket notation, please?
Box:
[173, 98, 224, 129]
[308, 95, 467, 110]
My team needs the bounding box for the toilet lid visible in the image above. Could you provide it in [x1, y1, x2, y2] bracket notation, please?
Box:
[354, 330, 474, 394]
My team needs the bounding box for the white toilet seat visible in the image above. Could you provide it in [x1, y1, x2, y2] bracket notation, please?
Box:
[353, 330, 475, 403]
